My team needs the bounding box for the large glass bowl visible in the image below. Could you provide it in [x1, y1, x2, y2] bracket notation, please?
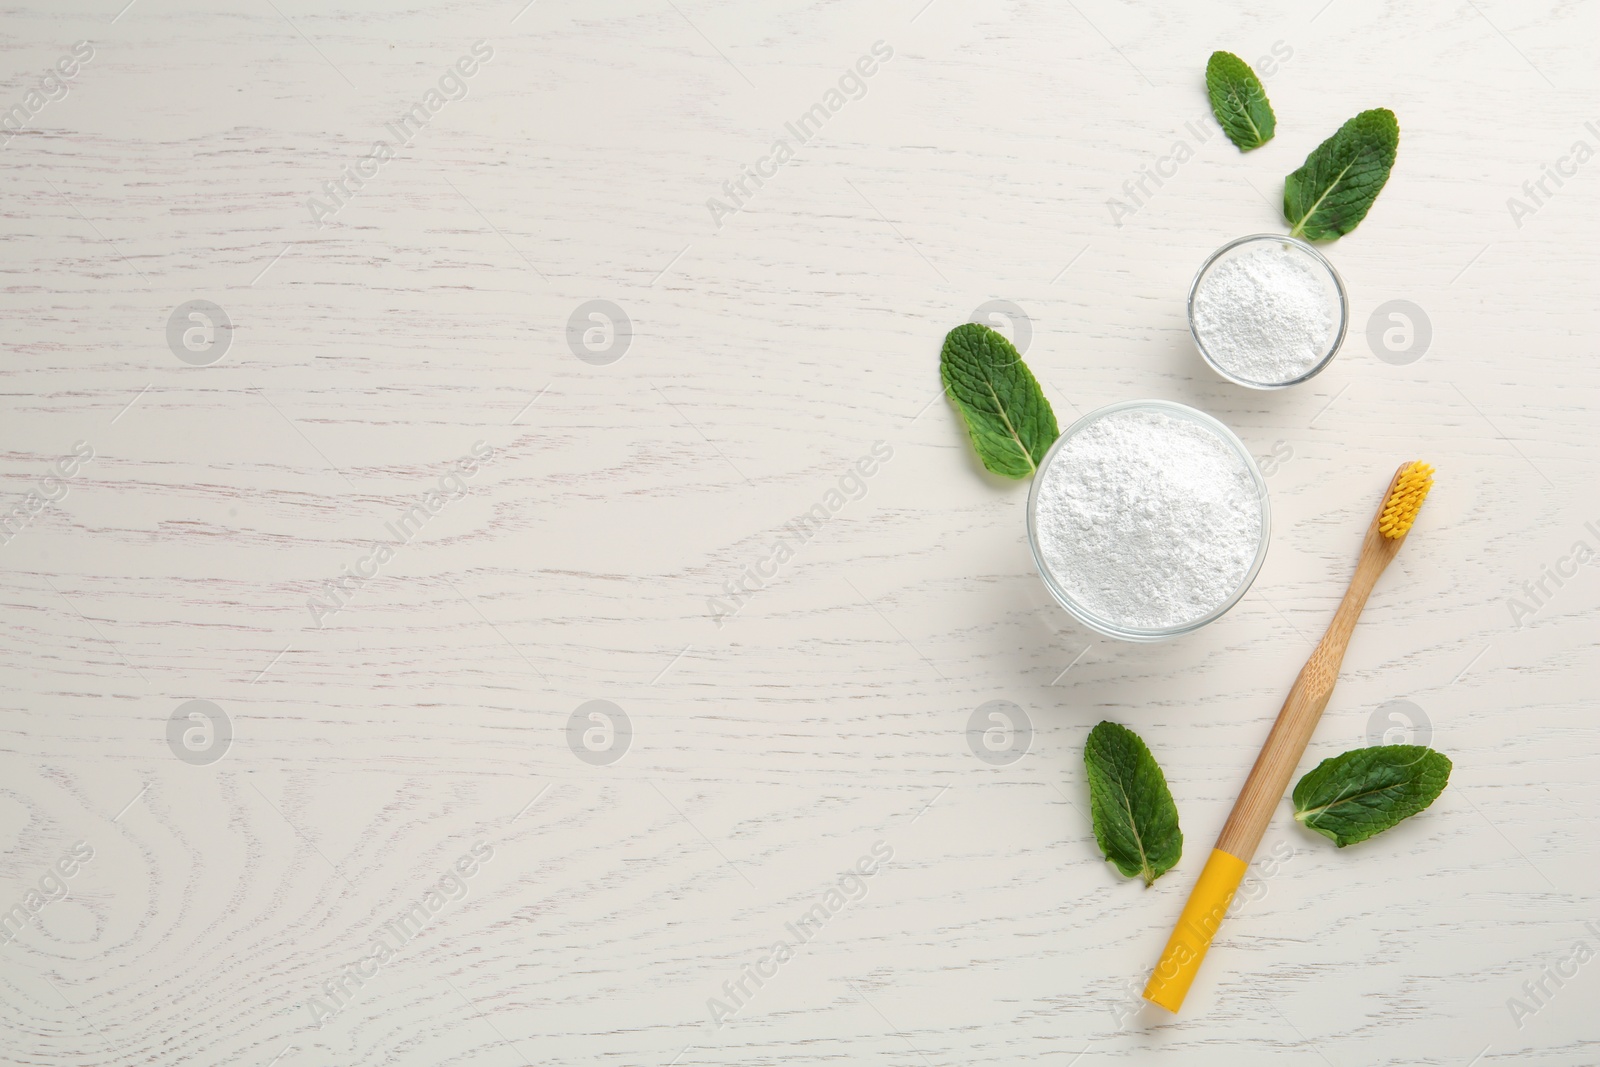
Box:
[1025, 399, 1271, 642]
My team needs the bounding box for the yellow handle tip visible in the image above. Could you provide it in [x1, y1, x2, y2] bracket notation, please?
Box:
[1142, 849, 1249, 1013]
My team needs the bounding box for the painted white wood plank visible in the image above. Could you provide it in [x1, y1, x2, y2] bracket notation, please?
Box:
[1, 1, 1597, 1065]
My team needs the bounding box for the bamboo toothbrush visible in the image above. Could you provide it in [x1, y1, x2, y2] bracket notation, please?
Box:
[1143, 460, 1435, 1013]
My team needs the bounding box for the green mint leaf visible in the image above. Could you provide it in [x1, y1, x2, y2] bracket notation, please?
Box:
[1083, 721, 1183, 886]
[1205, 51, 1276, 151]
[1284, 107, 1400, 240]
[1292, 745, 1451, 847]
[939, 322, 1059, 480]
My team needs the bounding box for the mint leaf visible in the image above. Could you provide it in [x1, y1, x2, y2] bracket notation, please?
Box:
[1293, 745, 1451, 847]
[940, 323, 1058, 479]
[1083, 721, 1182, 885]
[1206, 51, 1275, 151]
[1284, 108, 1400, 240]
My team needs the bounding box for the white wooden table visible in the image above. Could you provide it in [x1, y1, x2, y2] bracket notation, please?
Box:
[3, 1, 1596, 1064]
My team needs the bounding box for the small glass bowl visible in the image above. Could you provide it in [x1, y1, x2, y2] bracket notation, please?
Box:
[1187, 233, 1349, 390]
[1025, 399, 1271, 642]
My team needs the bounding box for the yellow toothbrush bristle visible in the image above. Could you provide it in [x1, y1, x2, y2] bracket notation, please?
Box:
[1378, 461, 1434, 539]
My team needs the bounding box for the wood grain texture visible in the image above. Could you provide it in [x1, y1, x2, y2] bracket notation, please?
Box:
[2, 1, 1598, 1066]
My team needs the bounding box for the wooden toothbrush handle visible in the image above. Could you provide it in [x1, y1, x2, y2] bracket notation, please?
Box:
[1217, 511, 1397, 861]
[1144, 541, 1390, 1014]
[1216, 652, 1340, 860]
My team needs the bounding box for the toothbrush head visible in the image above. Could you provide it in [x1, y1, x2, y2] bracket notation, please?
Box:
[1378, 461, 1434, 540]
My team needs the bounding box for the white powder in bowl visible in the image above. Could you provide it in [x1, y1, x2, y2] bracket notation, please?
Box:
[1191, 238, 1339, 385]
[1032, 407, 1263, 631]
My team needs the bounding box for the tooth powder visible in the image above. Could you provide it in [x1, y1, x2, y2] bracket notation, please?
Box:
[1032, 407, 1263, 631]
[1191, 237, 1340, 385]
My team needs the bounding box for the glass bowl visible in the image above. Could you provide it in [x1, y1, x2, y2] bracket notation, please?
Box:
[1186, 233, 1349, 390]
[1025, 399, 1271, 642]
